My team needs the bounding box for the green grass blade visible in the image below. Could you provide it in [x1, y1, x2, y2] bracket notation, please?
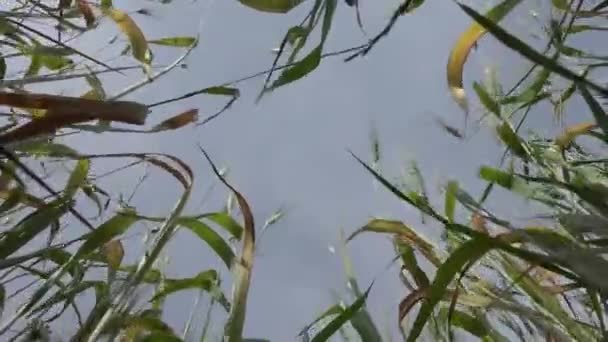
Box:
[178, 217, 236, 268]
[75, 209, 138, 259]
[337, 231, 382, 341]
[445, 181, 458, 223]
[150, 270, 230, 312]
[0, 201, 68, 259]
[406, 235, 497, 342]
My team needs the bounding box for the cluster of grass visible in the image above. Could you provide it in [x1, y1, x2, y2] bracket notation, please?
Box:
[0, 1, 250, 341]
[2, 0, 608, 341]
[300, 0, 608, 341]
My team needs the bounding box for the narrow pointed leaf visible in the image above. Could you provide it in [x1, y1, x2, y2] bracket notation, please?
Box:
[178, 217, 235, 268]
[311, 282, 374, 342]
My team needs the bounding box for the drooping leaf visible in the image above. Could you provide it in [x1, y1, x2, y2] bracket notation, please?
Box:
[150, 270, 230, 311]
[348, 219, 444, 267]
[200, 148, 255, 342]
[203, 212, 243, 239]
[178, 217, 235, 268]
[104, 8, 150, 64]
[446, 0, 523, 112]
[458, 3, 608, 97]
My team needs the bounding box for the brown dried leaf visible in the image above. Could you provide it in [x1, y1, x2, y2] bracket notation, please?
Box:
[0, 92, 148, 144]
[77, 0, 96, 28]
[153, 109, 198, 131]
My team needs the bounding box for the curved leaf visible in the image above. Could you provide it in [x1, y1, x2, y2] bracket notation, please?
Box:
[238, 0, 306, 13]
[75, 209, 138, 259]
[406, 235, 497, 342]
[178, 217, 235, 268]
[150, 270, 230, 311]
[104, 8, 150, 64]
[447, 0, 522, 113]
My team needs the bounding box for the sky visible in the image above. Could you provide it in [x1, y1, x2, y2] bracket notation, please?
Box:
[2, 0, 595, 341]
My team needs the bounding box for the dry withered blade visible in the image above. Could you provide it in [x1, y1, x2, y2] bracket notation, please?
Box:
[0, 92, 149, 145]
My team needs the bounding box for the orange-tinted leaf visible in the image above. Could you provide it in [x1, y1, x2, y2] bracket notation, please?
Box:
[153, 109, 198, 131]
[555, 122, 597, 149]
[0, 92, 148, 144]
